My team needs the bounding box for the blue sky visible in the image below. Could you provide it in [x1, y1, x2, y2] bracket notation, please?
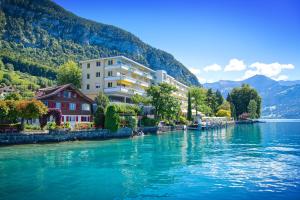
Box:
[54, 0, 300, 83]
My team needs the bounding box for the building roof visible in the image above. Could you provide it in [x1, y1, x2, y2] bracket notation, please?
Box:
[36, 84, 94, 103]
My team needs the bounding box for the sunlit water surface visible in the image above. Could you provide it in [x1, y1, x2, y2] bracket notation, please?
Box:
[1, 121, 300, 200]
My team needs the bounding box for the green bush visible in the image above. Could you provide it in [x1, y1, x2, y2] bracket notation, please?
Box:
[141, 116, 158, 127]
[124, 116, 137, 129]
[179, 116, 189, 125]
[25, 124, 41, 131]
[47, 122, 57, 130]
[216, 109, 231, 117]
[105, 105, 120, 132]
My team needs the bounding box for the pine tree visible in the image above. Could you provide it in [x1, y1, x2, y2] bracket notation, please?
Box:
[187, 91, 192, 121]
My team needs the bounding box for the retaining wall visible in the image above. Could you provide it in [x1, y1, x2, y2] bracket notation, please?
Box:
[0, 128, 132, 145]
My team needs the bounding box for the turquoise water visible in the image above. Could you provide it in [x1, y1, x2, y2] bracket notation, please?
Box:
[1, 122, 300, 200]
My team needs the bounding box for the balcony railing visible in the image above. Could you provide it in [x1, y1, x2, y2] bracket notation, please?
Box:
[105, 63, 153, 80]
[104, 86, 145, 96]
[104, 74, 150, 87]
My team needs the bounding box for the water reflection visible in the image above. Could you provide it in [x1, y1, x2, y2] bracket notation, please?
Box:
[1, 123, 300, 200]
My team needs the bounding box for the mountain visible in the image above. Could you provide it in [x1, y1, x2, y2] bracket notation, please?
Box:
[0, 0, 199, 87]
[204, 75, 300, 119]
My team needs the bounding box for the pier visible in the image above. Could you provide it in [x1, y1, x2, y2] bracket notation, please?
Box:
[188, 117, 235, 130]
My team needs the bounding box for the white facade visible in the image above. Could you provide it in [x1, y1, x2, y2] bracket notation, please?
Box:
[80, 56, 190, 112]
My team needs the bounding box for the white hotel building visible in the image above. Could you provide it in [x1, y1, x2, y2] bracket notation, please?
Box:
[79, 56, 189, 112]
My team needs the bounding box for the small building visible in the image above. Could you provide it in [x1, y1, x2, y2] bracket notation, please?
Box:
[0, 85, 16, 98]
[36, 84, 94, 125]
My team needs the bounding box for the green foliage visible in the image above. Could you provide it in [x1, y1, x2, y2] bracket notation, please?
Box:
[179, 116, 189, 125]
[187, 91, 192, 121]
[105, 105, 120, 132]
[0, 100, 9, 121]
[218, 101, 231, 111]
[131, 94, 150, 105]
[141, 116, 158, 127]
[57, 61, 82, 88]
[95, 92, 110, 111]
[228, 84, 261, 119]
[189, 87, 211, 115]
[206, 89, 218, 115]
[147, 83, 180, 121]
[0, 100, 19, 123]
[216, 109, 231, 117]
[215, 90, 224, 107]
[248, 99, 258, 119]
[121, 116, 137, 129]
[4, 92, 22, 100]
[47, 122, 57, 130]
[94, 106, 105, 128]
[25, 124, 41, 131]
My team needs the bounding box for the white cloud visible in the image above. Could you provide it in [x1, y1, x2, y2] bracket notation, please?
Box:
[240, 62, 294, 80]
[224, 58, 246, 72]
[275, 75, 289, 81]
[188, 67, 201, 75]
[203, 64, 222, 72]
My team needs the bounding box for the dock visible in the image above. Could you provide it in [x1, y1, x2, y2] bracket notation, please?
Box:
[188, 117, 235, 130]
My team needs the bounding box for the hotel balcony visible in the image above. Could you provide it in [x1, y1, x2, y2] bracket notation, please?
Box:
[105, 63, 154, 80]
[104, 86, 145, 96]
[104, 74, 150, 87]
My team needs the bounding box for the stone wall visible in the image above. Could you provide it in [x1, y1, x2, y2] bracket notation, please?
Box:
[0, 128, 132, 145]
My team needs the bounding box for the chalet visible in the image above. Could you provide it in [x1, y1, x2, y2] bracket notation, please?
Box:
[0, 85, 16, 98]
[36, 84, 94, 124]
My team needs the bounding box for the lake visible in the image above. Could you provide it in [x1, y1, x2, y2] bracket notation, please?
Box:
[1, 121, 300, 200]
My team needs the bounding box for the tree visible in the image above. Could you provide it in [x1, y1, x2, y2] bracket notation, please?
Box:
[248, 99, 258, 119]
[187, 91, 192, 121]
[105, 105, 120, 132]
[4, 92, 22, 100]
[228, 84, 261, 119]
[16, 99, 48, 130]
[216, 109, 231, 117]
[0, 100, 9, 122]
[146, 83, 180, 121]
[218, 101, 231, 111]
[206, 88, 218, 115]
[189, 87, 210, 116]
[131, 94, 149, 105]
[215, 90, 224, 107]
[94, 92, 109, 128]
[57, 61, 82, 88]
[0, 59, 4, 70]
[95, 91, 110, 111]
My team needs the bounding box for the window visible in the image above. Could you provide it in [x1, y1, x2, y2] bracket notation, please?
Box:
[86, 84, 90, 90]
[81, 116, 88, 122]
[108, 82, 113, 88]
[69, 103, 76, 111]
[108, 60, 113, 65]
[96, 61, 101, 66]
[87, 74, 90, 79]
[95, 83, 101, 89]
[63, 91, 68, 98]
[68, 92, 72, 98]
[69, 116, 76, 122]
[82, 103, 90, 111]
[87, 63, 90, 68]
[96, 72, 101, 77]
[55, 102, 61, 109]
[108, 71, 113, 76]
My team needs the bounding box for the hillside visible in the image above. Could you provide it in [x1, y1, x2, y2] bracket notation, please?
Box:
[0, 0, 199, 87]
[204, 75, 300, 118]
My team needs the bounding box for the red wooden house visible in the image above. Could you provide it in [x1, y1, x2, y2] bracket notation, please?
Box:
[36, 84, 94, 124]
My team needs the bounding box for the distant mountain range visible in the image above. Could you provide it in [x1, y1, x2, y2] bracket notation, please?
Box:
[0, 0, 199, 86]
[204, 75, 300, 119]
